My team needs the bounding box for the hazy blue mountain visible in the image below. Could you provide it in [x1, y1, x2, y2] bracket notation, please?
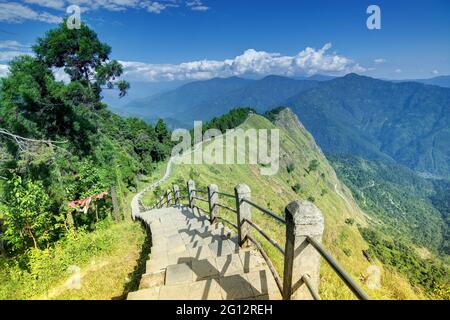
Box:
[286, 73, 450, 178]
[121, 77, 254, 120]
[121, 75, 319, 127]
[178, 75, 319, 124]
[411, 75, 450, 88]
[103, 80, 188, 112]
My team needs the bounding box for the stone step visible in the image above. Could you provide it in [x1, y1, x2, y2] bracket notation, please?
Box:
[139, 271, 165, 289]
[146, 238, 244, 274]
[164, 250, 269, 285]
[128, 269, 281, 300]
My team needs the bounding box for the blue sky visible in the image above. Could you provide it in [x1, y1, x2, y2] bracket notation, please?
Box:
[0, 0, 449, 81]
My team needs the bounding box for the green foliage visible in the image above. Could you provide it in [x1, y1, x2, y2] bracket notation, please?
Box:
[286, 162, 295, 174]
[0, 21, 170, 255]
[291, 183, 301, 193]
[360, 227, 449, 297]
[345, 218, 355, 225]
[2, 175, 57, 252]
[307, 159, 319, 173]
[331, 155, 447, 252]
[201, 107, 255, 134]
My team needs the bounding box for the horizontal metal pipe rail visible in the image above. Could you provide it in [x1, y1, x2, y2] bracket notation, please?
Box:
[192, 196, 208, 203]
[301, 274, 321, 300]
[215, 203, 237, 214]
[306, 236, 370, 300]
[247, 235, 283, 295]
[217, 217, 238, 229]
[194, 205, 209, 214]
[243, 218, 285, 255]
[215, 191, 235, 199]
[194, 189, 209, 195]
[242, 199, 286, 224]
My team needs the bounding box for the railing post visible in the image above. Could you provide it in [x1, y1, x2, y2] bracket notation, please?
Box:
[187, 180, 196, 208]
[283, 200, 324, 300]
[173, 184, 180, 205]
[166, 189, 172, 206]
[159, 196, 164, 208]
[208, 184, 219, 223]
[234, 184, 252, 247]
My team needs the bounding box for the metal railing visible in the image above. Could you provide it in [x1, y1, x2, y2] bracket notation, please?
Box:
[142, 180, 371, 300]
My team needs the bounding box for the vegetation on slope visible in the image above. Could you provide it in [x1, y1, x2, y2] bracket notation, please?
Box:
[143, 108, 428, 299]
[0, 21, 170, 298]
[329, 155, 449, 298]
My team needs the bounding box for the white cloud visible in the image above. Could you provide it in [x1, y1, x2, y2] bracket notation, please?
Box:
[25, 0, 65, 10]
[186, 0, 209, 11]
[0, 50, 31, 61]
[121, 43, 366, 82]
[0, 64, 9, 77]
[0, 2, 62, 23]
[432, 69, 439, 75]
[374, 58, 385, 64]
[0, 40, 30, 50]
[395, 68, 402, 73]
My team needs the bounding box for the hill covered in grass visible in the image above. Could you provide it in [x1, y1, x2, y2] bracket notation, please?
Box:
[143, 108, 435, 299]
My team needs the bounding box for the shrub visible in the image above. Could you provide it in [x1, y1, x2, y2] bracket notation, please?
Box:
[291, 183, 301, 193]
[287, 163, 295, 174]
[345, 218, 355, 225]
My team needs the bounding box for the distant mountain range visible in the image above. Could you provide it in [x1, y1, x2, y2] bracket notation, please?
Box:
[397, 75, 450, 88]
[114, 73, 450, 178]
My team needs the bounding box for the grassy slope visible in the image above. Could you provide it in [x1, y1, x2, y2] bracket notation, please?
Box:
[142, 110, 426, 299]
[0, 177, 153, 300]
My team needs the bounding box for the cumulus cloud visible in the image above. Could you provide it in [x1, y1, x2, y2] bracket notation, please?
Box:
[395, 68, 402, 73]
[374, 58, 385, 64]
[0, 2, 62, 23]
[432, 69, 439, 75]
[120, 43, 366, 82]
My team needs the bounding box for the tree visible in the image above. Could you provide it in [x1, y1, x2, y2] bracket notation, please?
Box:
[155, 119, 170, 144]
[33, 20, 129, 102]
[307, 159, 320, 173]
[2, 175, 55, 252]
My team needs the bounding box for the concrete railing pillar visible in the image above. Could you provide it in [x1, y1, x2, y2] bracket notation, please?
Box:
[158, 196, 164, 208]
[187, 180, 196, 208]
[282, 200, 324, 300]
[166, 189, 172, 206]
[234, 184, 252, 247]
[208, 184, 219, 223]
[173, 184, 180, 205]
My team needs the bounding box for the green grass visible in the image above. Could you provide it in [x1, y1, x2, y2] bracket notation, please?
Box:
[0, 219, 148, 300]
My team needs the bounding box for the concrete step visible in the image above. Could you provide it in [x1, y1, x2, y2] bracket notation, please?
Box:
[164, 250, 270, 285]
[131, 205, 283, 300]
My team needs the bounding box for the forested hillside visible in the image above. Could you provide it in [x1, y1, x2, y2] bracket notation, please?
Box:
[330, 156, 449, 296]
[0, 21, 171, 298]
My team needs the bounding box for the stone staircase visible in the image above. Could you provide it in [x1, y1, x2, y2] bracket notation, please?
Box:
[127, 205, 282, 300]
